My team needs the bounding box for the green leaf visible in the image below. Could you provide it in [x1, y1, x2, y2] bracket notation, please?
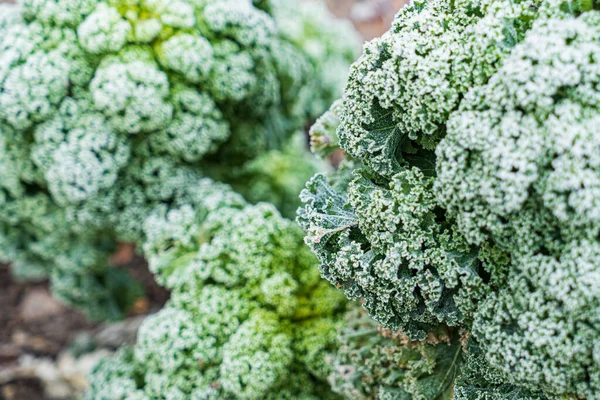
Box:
[297, 173, 358, 246]
[358, 101, 405, 177]
[348, 100, 438, 179]
[453, 340, 552, 400]
[406, 341, 462, 399]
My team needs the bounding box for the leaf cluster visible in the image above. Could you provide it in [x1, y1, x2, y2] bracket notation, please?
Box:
[298, 0, 600, 398]
[0, 0, 357, 319]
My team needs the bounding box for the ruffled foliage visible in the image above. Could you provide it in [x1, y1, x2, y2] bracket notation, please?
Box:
[440, 12, 600, 399]
[328, 307, 548, 400]
[299, 0, 600, 398]
[0, 0, 358, 319]
[87, 180, 347, 399]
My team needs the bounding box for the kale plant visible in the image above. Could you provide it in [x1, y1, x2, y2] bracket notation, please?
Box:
[298, 0, 600, 397]
[86, 179, 347, 399]
[0, 0, 357, 319]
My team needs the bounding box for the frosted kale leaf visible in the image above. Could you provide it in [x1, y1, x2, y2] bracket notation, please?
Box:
[299, 168, 491, 339]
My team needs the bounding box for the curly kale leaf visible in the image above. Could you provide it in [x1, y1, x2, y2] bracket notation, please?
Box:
[88, 181, 347, 399]
[329, 307, 463, 400]
[299, 168, 491, 340]
[436, 10, 600, 400]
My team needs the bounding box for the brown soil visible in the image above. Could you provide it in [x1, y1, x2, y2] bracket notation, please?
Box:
[0, 255, 168, 400]
[0, 377, 45, 400]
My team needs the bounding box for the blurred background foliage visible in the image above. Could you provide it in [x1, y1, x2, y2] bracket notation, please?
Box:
[0, 1, 406, 399]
